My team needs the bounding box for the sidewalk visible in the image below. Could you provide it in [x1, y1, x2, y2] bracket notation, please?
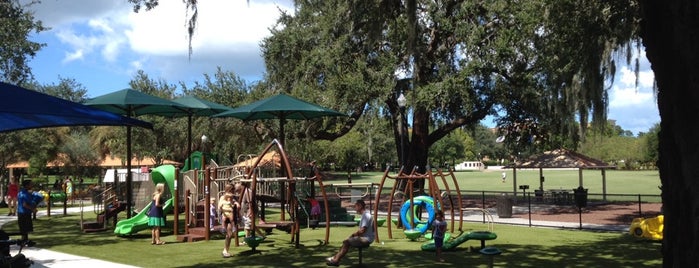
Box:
[0, 205, 138, 268]
[458, 206, 629, 232]
[372, 205, 629, 233]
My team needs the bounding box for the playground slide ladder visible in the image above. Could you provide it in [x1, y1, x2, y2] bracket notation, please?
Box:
[292, 192, 311, 228]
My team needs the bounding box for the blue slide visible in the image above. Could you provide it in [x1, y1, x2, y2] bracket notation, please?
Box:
[114, 165, 176, 236]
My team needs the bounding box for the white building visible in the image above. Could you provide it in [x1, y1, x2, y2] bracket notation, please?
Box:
[454, 161, 485, 171]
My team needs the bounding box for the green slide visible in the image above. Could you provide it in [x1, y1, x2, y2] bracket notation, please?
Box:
[114, 165, 177, 236]
[420, 231, 497, 251]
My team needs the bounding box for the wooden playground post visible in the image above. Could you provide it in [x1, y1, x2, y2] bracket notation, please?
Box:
[47, 190, 51, 217]
[444, 169, 464, 231]
[372, 166, 392, 242]
[63, 187, 67, 216]
[434, 169, 454, 231]
[315, 170, 331, 245]
[204, 166, 211, 241]
[184, 189, 190, 235]
[383, 166, 404, 240]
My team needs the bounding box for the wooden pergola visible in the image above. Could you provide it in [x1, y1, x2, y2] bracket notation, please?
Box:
[505, 148, 616, 200]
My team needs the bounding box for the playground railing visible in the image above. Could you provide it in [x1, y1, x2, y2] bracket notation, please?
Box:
[456, 190, 661, 231]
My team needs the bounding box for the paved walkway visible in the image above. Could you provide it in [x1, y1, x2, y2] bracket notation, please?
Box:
[0, 205, 138, 268]
[0, 203, 628, 268]
[375, 205, 628, 232]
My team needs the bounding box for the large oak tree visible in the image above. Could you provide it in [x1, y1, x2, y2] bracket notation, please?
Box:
[126, 0, 699, 265]
[261, 0, 636, 177]
[639, 1, 699, 266]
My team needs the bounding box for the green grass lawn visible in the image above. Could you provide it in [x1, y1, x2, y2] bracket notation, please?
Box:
[0, 212, 661, 268]
[0, 169, 662, 267]
[330, 169, 661, 199]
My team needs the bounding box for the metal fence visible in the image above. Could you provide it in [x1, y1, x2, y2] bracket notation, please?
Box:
[454, 190, 662, 231]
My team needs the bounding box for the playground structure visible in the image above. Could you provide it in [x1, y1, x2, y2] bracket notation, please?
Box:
[373, 166, 459, 241]
[175, 139, 335, 248]
[113, 165, 176, 236]
[629, 215, 664, 240]
[372, 165, 497, 250]
[97, 138, 496, 253]
[421, 207, 497, 252]
[321, 182, 379, 227]
[80, 169, 155, 233]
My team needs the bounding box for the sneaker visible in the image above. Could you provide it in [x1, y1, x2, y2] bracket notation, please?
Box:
[325, 257, 339, 266]
[222, 251, 231, 258]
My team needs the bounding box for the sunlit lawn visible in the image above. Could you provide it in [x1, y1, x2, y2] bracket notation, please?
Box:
[0, 169, 662, 267]
[332, 169, 661, 198]
[2, 212, 662, 268]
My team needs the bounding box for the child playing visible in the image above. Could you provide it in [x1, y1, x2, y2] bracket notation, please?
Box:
[209, 197, 217, 231]
[307, 195, 321, 221]
[432, 210, 447, 262]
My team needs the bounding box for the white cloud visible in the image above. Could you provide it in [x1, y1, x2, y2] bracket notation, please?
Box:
[609, 67, 656, 108]
[124, 0, 290, 55]
[62, 49, 83, 63]
[607, 51, 659, 135]
[25, 0, 294, 94]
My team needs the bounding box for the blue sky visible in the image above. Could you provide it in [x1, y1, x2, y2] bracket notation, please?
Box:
[22, 0, 659, 135]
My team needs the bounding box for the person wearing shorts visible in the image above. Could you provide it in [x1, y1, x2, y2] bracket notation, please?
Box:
[17, 180, 37, 241]
[432, 210, 447, 262]
[6, 177, 19, 216]
[219, 192, 238, 258]
[325, 199, 374, 266]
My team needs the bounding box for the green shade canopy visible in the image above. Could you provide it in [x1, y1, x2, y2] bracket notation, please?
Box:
[214, 93, 345, 120]
[85, 89, 188, 218]
[172, 95, 234, 116]
[213, 93, 345, 145]
[84, 89, 188, 116]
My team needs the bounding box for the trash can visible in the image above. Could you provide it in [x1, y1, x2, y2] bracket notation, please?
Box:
[496, 194, 513, 218]
[534, 190, 544, 202]
[574, 187, 588, 208]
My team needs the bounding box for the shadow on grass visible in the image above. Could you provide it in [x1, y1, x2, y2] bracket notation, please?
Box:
[5, 214, 661, 268]
[176, 235, 661, 268]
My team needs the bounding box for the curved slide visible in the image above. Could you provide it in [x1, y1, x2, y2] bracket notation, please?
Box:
[400, 196, 437, 237]
[420, 231, 498, 251]
[114, 165, 177, 236]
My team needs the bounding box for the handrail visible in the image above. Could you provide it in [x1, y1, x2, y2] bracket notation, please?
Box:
[461, 208, 495, 232]
[327, 183, 376, 199]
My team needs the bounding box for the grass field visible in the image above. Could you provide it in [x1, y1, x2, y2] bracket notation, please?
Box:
[2, 212, 662, 268]
[332, 169, 661, 193]
[326, 169, 661, 201]
[0, 169, 662, 267]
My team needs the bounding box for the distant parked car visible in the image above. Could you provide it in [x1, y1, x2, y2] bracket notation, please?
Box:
[629, 215, 663, 240]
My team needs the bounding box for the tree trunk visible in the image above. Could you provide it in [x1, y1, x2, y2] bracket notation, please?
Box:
[409, 108, 430, 173]
[639, 1, 699, 267]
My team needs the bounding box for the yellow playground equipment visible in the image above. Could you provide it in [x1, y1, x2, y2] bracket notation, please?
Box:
[629, 215, 663, 240]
